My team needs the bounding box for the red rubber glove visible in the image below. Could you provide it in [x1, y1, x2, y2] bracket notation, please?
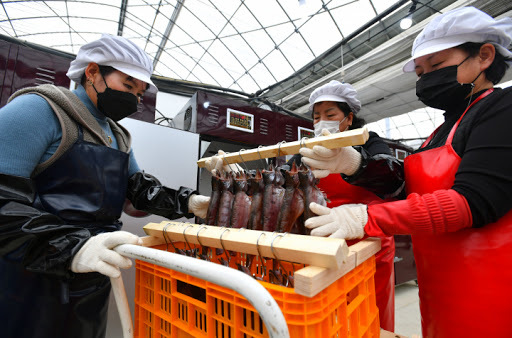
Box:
[365, 189, 473, 237]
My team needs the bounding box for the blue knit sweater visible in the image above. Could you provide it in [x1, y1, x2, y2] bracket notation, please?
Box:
[0, 85, 140, 178]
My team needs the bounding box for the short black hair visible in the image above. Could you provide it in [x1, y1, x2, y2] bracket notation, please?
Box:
[457, 42, 511, 84]
[335, 102, 366, 130]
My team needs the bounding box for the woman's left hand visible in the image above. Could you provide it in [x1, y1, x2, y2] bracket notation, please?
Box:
[299, 130, 362, 177]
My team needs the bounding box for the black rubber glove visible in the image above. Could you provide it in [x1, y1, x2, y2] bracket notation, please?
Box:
[126, 171, 197, 219]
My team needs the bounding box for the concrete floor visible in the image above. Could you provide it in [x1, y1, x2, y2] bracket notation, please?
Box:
[394, 281, 422, 337]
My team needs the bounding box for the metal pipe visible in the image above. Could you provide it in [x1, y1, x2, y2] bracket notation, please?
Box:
[110, 276, 134, 338]
[114, 244, 290, 338]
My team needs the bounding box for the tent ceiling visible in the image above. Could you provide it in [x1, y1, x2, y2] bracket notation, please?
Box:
[0, 0, 405, 94]
[1, 0, 511, 123]
[267, 0, 512, 122]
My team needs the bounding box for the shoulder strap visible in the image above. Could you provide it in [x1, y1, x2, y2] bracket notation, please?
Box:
[8, 84, 131, 176]
[107, 118, 131, 153]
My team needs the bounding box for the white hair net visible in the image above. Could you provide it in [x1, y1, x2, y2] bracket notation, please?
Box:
[309, 80, 361, 114]
[66, 34, 156, 89]
[403, 6, 512, 72]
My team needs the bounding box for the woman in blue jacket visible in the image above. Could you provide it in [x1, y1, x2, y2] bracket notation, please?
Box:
[0, 34, 209, 337]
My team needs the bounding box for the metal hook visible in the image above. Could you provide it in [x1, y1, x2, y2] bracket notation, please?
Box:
[182, 222, 195, 256]
[163, 222, 172, 252]
[219, 227, 232, 265]
[299, 137, 308, 148]
[162, 222, 184, 255]
[196, 224, 208, 247]
[277, 140, 286, 158]
[255, 232, 267, 279]
[256, 232, 266, 261]
[221, 152, 235, 173]
[238, 149, 250, 172]
[256, 145, 267, 170]
[270, 232, 293, 287]
[196, 224, 210, 261]
[270, 233, 284, 261]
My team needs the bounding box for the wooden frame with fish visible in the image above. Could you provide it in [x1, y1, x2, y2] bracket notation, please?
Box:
[141, 221, 380, 297]
[196, 126, 369, 167]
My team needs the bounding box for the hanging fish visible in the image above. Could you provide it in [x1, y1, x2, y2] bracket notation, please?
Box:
[215, 171, 235, 227]
[205, 170, 222, 226]
[298, 164, 327, 222]
[246, 169, 265, 231]
[276, 162, 304, 233]
[261, 164, 285, 232]
[230, 171, 252, 229]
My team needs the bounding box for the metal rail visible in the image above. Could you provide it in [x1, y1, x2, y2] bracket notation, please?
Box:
[113, 244, 290, 338]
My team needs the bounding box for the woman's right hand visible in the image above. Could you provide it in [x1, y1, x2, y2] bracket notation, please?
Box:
[71, 231, 142, 278]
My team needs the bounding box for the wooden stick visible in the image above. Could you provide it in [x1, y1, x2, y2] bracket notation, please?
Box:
[142, 221, 349, 269]
[196, 127, 369, 167]
[293, 238, 381, 297]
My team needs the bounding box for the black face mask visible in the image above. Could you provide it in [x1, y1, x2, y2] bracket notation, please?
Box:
[416, 57, 481, 111]
[92, 76, 139, 121]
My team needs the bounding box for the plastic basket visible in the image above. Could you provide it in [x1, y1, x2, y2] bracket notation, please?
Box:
[134, 243, 380, 338]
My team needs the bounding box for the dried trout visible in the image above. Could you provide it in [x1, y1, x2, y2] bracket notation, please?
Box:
[230, 171, 251, 229]
[262, 164, 285, 232]
[298, 164, 327, 222]
[276, 162, 304, 233]
[205, 170, 221, 226]
[246, 169, 264, 231]
[215, 171, 235, 227]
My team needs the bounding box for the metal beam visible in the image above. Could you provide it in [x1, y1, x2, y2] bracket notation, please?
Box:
[117, 0, 128, 36]
[153, 0, 185, 69]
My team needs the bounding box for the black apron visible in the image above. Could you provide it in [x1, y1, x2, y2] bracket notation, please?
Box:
[0, 128, 129, 338]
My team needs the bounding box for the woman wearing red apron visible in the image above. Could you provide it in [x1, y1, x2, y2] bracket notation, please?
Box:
[301, 7, 512, 337]
[291, 80, 405, 331]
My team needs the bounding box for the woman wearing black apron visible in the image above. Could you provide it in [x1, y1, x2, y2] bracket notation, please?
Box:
[0, 34, 210, 337]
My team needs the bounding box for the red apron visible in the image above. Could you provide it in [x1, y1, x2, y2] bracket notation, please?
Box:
[317, 174, 395, 331]
[404, 89, 512, 337]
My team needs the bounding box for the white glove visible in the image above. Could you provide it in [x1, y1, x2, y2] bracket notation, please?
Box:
[204, 150, 241, 174]
[71, 231, 142, 278]
[305, 203, 367, 239]
[188, 194, 210, 219]
[299, 129, 362, 178]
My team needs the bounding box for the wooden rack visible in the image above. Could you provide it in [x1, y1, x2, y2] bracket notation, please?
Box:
[142, 221, 348, 269]
[196, 127, 369, 168]
[141, 221, 380, 297]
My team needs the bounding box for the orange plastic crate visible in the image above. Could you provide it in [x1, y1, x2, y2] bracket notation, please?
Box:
[134, 243, 379, 338]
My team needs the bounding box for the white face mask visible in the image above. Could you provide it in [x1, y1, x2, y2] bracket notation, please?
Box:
[314, 116, 347, 137]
